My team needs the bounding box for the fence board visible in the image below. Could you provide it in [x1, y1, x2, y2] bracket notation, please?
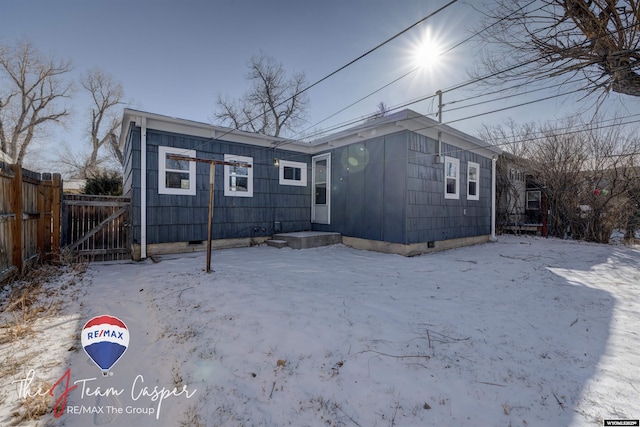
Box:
[0, 162, 61, 282]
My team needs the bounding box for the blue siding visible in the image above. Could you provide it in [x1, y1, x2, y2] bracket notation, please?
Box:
[405, 133, 492, 244]
[127, 119, 494, 249]
[122, 124, 142, 245]
[129, 127, 311, 245]
[362, 138, 384, 240]
[313, 130, 493, 246]
[313, 131, 408, 244]
[382, 132, 407, 243]
[345, 143, 366, 237]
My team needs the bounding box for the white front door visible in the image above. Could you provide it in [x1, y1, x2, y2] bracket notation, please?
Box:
[311, 153, 331, 224]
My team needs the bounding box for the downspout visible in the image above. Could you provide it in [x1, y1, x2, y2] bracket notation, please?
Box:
[490, 156, 497, 242]
[436, 90, 443, 162]
[140, 117, 147, 259]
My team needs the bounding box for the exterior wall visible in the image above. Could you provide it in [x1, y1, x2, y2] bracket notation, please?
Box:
[499, 164, 527, 226]
[122, 124, 142, 245]
[125, 126, 311, 247]
[313, 130, 493, 246]
[122, 109, 500, 256]
[406, 133, 493, 244]
[312, 131, 408, 244]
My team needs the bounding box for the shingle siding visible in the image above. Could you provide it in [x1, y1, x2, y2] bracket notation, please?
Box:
[313, 132, 407, 244]
[125, 112, 496, 250]
[313, 130, 494, 245]
[405, 133, 492, 244]
[125, 127, 311, 245]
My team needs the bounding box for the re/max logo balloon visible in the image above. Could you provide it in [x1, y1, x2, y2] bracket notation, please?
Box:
[81, 315, 129, 376]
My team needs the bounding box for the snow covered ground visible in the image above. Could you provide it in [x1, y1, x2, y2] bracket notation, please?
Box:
[1, 235, 639, 427]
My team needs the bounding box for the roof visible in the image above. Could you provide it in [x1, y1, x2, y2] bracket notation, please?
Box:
[310, 109, 502, 158]
[119, 108, 314, 153]
[119, 108, 502, 158]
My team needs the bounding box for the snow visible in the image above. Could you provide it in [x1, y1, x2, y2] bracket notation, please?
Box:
[1, 235, 639, 426]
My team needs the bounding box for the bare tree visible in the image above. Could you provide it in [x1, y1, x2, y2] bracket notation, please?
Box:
[480, 121, 536, 232]
[485, 115, 640, 242]
[474, 0, 640, 98]
[625, 165, 640, 241]
[80, 68, 125, 177]
[214, 53, 308, 137]
[578, 122, 640, 242]
[0, 39, 72, 165]
[367, 102, 390, 121]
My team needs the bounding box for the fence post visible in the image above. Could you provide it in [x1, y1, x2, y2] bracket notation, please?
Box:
[52, 174, 61, 261]
[38, 176, 46, 260]
[10, 164, 23, 273]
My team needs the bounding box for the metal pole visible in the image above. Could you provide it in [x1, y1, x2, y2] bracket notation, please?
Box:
[206, 163, 215, 273]
[490, 157, 497, 242]
[166, 155, 250, 273]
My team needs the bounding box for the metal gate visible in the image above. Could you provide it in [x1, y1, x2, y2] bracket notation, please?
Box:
[62, 194, 131, 261]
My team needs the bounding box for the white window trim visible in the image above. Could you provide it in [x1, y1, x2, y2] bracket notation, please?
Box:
[526, 190, 541, 210]
[279, 160, 307, 186]
[444, 156, 459, 200]
[467, 161, 480, 201]
[224, 154, 253, 197]
[158, 146, 196, 196]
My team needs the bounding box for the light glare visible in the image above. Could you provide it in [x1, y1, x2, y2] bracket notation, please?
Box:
[414, 30, 443, 68]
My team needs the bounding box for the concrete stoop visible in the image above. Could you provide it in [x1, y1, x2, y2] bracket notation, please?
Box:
[266, 231, 342, 249]
[265, 239, 288, 249]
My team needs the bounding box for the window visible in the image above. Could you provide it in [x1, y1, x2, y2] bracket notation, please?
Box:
[158, 146, 196, 196]
[444, 156, 459, 199]
[224, 154, 253, 197]
[526, 190, 541, 210]
[467, 162, 479, 201]
[279, 160, 307, 186]
[509, 168, 525, 182]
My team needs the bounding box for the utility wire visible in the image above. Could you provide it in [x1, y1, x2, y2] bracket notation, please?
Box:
[211, 0, 459, 143]
[272, 115, 640, 175]
[289, 0, 539, 141]
[163, 1, 638, 164]
[299, 17, 640, 143]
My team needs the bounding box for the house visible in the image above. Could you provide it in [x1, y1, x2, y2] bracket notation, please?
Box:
[63, 179, 87, 194]
[496, 154, 547, 236]
[120, 108, 502, 259]
[0, 149, 12, 164]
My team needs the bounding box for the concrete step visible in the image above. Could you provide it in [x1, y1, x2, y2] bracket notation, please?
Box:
[272, 231, 342, 249]
[266, 239, 288, 249]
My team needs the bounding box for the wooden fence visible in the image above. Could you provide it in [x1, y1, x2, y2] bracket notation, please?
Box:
[62, 194, 131, 261]
[0, 162, 62, 282]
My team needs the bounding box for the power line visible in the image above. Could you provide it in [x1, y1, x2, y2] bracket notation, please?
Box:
[291, 0, 540, 142]
[211, 0, 460, 144]
[441, 118, 640, 158]
[299, 18, 640, 144]
[292, 66, 421, 140]
[271, 115, 640, 176]
[157, 1, 639, 165]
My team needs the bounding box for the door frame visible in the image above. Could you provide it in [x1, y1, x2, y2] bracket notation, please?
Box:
[311, 153, 331, 224]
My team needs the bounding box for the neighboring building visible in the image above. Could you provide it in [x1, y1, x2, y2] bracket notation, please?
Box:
[0, 149, 12, 164]
[496, 154, 547, 235]
[120, 108, 502, 259]
[63, 179, 87, 194]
